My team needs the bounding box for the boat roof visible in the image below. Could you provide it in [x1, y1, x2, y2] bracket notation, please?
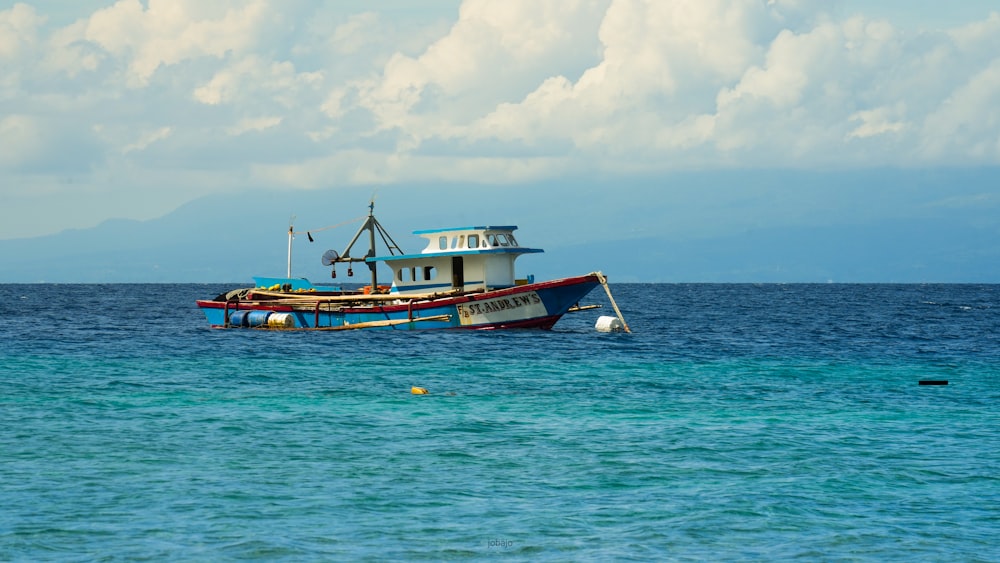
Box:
[413, 226, 519, 235]
[369, 247, 543, 263]
[369, 224, 542, 263]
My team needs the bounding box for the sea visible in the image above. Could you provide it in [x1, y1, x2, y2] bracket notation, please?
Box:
[1, 283, 998, 561]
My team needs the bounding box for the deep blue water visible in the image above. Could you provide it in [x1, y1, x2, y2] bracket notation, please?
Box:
[1, 283, 998, 561]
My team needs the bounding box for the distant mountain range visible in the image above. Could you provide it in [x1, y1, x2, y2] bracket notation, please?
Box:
[3, 169, 999, 283]
[555, 218, 1000, 282]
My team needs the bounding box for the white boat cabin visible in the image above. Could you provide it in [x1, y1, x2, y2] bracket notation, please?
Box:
[371, 226, 542, 295]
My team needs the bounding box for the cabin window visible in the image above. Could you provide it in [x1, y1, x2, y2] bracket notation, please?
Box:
[468, 234, 479, 249]
[507, 234, 518, 246]
[398, 268, 415, 282]
[438, 236, 448, 250]
[453, 235, 464, 249]
[487, 234, 497, 247]
[423, 266, 436, 281]
[495, 233, 511, 247]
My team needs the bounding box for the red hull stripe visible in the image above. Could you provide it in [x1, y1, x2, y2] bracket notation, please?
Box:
[197, 273, 600, 313]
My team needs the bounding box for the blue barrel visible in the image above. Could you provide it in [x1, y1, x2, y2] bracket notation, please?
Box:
[229, 310, 250, 327]
[246, 310, 272, 327]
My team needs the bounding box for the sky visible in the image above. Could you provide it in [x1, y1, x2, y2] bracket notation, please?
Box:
[1, 0, 999, 245]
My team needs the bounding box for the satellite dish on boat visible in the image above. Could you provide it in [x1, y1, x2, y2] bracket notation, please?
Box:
[321, 249, 340, 266]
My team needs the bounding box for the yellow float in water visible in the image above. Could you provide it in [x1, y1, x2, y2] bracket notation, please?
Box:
[411, 386, 429, 395]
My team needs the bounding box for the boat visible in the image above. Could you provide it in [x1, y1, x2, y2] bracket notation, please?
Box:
[196, 203, 628, 331]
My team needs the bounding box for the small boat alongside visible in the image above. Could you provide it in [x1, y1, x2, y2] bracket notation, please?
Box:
[196, 203, 628, 331]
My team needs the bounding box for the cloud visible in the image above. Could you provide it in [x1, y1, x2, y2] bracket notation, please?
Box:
[332, 0, 607, 134]
[0, 3, 44, 60]
[71, 0, 270, 87]
[0, 114, 104, 174]
[227, 116, 283, 136]
[252, 150, 570, 189]
[14, 1, 1000, 172]
[329, 12, 380, 55]
[920, 59, 1000, 161]
[847, 106, 906, 140]
[468, 0, 772, 156]
[3, 0, 1000, 239]
[192, 55, 322, 107]
[483, 2, 991, 167]
[0, 115, 44, 170]
[324, 0, 999, 171]
[122, 126, 173, 153]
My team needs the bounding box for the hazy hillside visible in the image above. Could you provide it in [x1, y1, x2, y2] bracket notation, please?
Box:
[551, 219, 1000, 283]
[3, 169, 999, 283]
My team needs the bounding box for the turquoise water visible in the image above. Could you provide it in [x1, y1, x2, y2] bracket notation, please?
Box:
[1, 284, 998, 560]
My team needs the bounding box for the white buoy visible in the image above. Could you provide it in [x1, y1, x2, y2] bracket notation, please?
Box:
[595, 315, 624, 333]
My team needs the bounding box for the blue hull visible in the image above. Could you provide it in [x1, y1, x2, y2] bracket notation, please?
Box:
[197, 274, 601, 331]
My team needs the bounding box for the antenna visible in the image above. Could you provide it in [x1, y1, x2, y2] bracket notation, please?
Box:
[286, 214, 297, 278]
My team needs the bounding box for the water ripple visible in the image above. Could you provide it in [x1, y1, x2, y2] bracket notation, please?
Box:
[1, 284, 998, 560]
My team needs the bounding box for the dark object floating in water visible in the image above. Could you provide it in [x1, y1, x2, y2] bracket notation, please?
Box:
[918, 380, 948, 386]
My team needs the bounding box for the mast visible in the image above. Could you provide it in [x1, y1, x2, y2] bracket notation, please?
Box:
[334, 201, 403, 291]
[287, 225, 294, 278]
[368, 202, 378, 288]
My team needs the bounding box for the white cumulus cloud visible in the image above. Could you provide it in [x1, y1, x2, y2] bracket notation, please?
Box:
[79, 0, 269, 87]
[0, 3, 44, 60]
[122, 126, 172, 153]
[227, 116, 282, 136]
[2, 0, 1000, 239]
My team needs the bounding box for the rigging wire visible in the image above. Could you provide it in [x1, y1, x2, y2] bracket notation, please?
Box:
[291, 215, 367, 237]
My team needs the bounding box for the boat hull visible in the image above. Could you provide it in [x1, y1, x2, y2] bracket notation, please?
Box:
[197, 273, 601, 331]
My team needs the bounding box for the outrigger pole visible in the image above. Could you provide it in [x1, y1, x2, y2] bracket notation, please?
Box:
[596, 271, 631, 333]
[335, 201, 403, 290]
